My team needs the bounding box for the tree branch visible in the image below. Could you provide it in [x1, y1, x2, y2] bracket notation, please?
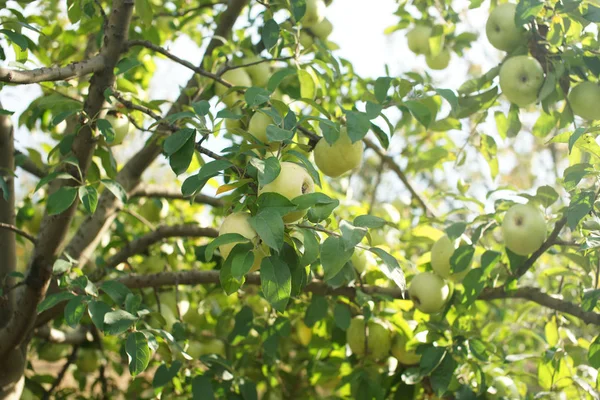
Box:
[131, 184, 224, 208]
[35, 325, 92, 344]
[14, 150, 48, 179]
[0, 55, 105, 84]
[0, 223, 36, 244]
[104, 224, 218, 270]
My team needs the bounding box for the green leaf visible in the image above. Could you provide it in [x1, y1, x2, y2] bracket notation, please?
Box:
[567, 190, 594, 230]
[536, 185, 559, 208]
[320, 236, 354, 280]
[192, 376, 215, 400]
[515, 0, 544, 26]
[97, 118, 115, 142]
[163, 128, 195, 156]
[228, 306, 253, 341]
[419, 346, 446, 375]
[435, 88, 459, 111]
[88, 300, 112, 331]
[220, 259, 244, 295]
[370, 122, 389, 149]
[192, 100, 210, 116]
[126, 332, 151, 376]
[568, 127, 587, 154]
[589, 335, 600, 368]
[462, 268, 484, 307]
[430, 352, 458, 396]
[584, 5, 600, 22]
[345, 110, 371, 142]
[0, 109, 14, 115]
[100, 280, 133, 306]
[169, 133, 195, 175]
[266, 125, 294, 142]
[298, 228, 320, 266]
[53, 259, 73, 274]
[374, 77, 392, 103]
[255, 156, 281, 186]
[47, 186, 78, 215]
[64, 296, 87, 328]
[135, 0, 153, 26]
[104, 310, 138, 335]
[245, 87, 271, 107]
[78, 185, 98, 214]
[369, 247, 406, 290]
[101, 179, 128, 203]
[267, 68, 297, 92]
[304, 295, 328, 327]
[333, 303, 351, 330]
[354, 215, 386, 229]
[298, 69, 316, 100]
[450, 245, 474, 274]
[257, 192, 298, 216]
[260, 255, 292, 312]
[339, 220, 367, 251]
[249, 210, 284, 252]
[445, 222, 466, 240]
[205, 233, 249, 261]
[287, 150, 321, 188]
[290, 0, 306, 22]
[403, 100, 432, 128]
[262, 19, 280, 49]
[0, 29, 28, 50]
[37, 291, 75, 313]
[153, 362, 182, 388]
[115, 57, 141, 75]
[182, 159, 232, 196]
[225, 242, 255, 279]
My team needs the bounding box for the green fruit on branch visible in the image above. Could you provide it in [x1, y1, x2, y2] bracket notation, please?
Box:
[485, 3, 527, 52]
[295, 320, 313, 346]
[215, 69, 252, 107]
[499, 56, 544, 107]
[346, 316, 392, 360]
[310, 17, 333, 40]
[248, 110, 278, 149]
[391, 332, 421, 365]
[243, 55, 270, 87]
[314, 126, 363, 177]
[568, 81, 600, 121]
[105, 113, 130, 146]
[219, 212, 268, 272]
[430, 235, 469, 281]
[426, 48, 451, 70]
[38, 343, 70, 362]
[351, 248, 369, 273]
[301, 0, 326, 28]
[138, 198, 168, 223]
[406, 25, 432, 55]
[76, 349, 99, 373]
[299, 31, 314, 48]
[258, 162, 315, 223]
[502, 203, 547, 256]
[408, 272, 450, 314]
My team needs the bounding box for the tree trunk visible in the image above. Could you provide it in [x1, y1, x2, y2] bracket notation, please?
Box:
[0, 103, 25, 399]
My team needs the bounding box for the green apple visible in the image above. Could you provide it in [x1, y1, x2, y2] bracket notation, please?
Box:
[159, 303, 178, 327]
[187, 338, 226, 358]
[499, 56, 544, 107]
[248, 110, 278, 149]
[426, 48, 451, 70]
[485, 3, 527, 52]
[300, 0, 326, 28]
[38, 343, 70, 362]
[219, 212, 268, 272]
[76, 349, 99, 373]
[204, 338, 226, 357]
[391, 332, 421, 365]
[258, 162, 315, 223]
[186, 341, 206, 359]
[225, 116, 244, 133]
[160, 291, 190, 319]
[314, 126, 363, 177]
[105, 113, 130, 146]
[406, 25, 432, 55]
[138, 198, 168, 223]
[502, 203, 547, 256]
[139, 254, 165, 274]
[215, 69, 252, 107]
[295, 320, 313, 346]
[299, 31, 314, 48]
[346, 316, 392, 360]
[351, 248, 369, 273]
[568, 81, 600, 121]
[243, 55, 270, 87]
[408, 272, 450, 314]
[430, 235, 469, 281]
[488, 376, 520, 400]
[310, 17, 333, 40]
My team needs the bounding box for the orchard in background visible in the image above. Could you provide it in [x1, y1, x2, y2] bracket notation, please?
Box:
[1, 0, 600, 399]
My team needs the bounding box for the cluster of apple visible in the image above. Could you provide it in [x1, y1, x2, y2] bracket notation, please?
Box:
[406, 25, 451, 70]
[487, 3, 600, 119]
[407, 203, 547, 315]
[297, 0, 334, 48]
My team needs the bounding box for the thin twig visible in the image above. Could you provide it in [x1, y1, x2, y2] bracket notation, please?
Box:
[0, 222, 37, 244]
[42, 345, 80, 400]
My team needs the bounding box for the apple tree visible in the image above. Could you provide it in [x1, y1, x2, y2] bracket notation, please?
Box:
[0, 0, 600, 399]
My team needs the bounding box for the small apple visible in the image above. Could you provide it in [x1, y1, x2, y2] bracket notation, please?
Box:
[300, 0, 326, 28]
[248, 110, 278, 149]
[295, 320, 313, 346]
[391, 332, 421, 365]
[38, 343, 70, 362]
[485, 3, 527, 52]
[499, 56, 545, 107]
[159, 303, 178, 327]
[313, 126, 363, 177]
[351, 248, 369, 273]
[426, 48, 451, 70]
[186, 341, 206, 359]
[138, 198, 168, 223]
[204, 338, 226, 357]
[299, 31, 314, 48]
[430, 235, 455, 279]
[215, 69, 252, 107]
[76, 349, 99, 373]
[219, 212, 268, 272]
[105, 113, 130, 146]
[406, 25, 432, 55]
[225, 116, 244, 134]
[502, 203, 547, 256]
[258, 162, 315, 223]
[568, 81, 600, 121]
[310, 17, 333, 40]
[346, 316, 392, 360]
[408, 272, 450, 314]
[243, 55, 270, 87]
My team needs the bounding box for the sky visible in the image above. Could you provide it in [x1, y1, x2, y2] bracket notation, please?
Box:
[0, 0, 567, 216]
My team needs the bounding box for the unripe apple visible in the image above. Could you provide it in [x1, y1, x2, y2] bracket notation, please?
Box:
[225, 117, 243, 133]
[406, 25, 432, 55]
[243, 55, 270, 87]
[138, 198, 168, 223]
[499, 56, 544, 107]
[313, 126, 363, 177]
[568, 81, 600, 121]
[310, 17, 333, 40]
[219, 212, 267, 272]
[426, 48, 451, 70]
[502, 204, 547, 256]
[346, 316, 392, 360]
[215, 69, 252, 107]
[408, 272, 450, 314]
[485, 3, 527, 52]
[248, 110, 278, 149]
[295, 320, 313, 346]
[391, 332, 421, 365]
[105, 113, 130, 146]
[76, 349, 99, 373]
[430, 235, 470, 282]
[38, 343, 70, 362]
[299, 31, 314, 48]
[258, 162, 315, 223]
[351, 248, 369, 273]
[300, 0, 326, 28]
